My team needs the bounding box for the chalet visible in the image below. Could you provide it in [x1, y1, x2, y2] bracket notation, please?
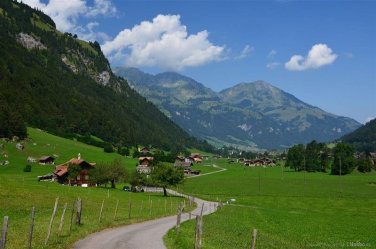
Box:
[137, 157, 154, 174]
[244, 158, 276, 167]
[174, 161, 193, 170]
[370, 152, 376, 164]
[53, 158, 95, 186]
[189, 153, 203, 164]
[38, 156, 55, 165]
[139, 147, 150, 155]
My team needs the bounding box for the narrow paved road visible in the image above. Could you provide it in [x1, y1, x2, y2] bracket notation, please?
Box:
[73, 166, 226, 249]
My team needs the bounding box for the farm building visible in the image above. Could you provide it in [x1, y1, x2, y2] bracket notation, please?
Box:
[38, 156, 55, 165]
[137, 157, 154, 173]
[53, 158, 96, 186]
[139, 147, 150, 155]
[189, 153, 203, 164]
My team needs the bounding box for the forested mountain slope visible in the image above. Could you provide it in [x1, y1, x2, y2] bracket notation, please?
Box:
[0, 0, 212, 151]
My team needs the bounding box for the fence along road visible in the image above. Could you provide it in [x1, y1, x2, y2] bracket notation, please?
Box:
[72, 165, 226, 249]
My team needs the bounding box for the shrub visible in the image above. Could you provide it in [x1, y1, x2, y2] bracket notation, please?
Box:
[23, 164, 32, 172]
[103, 143, 114, 153]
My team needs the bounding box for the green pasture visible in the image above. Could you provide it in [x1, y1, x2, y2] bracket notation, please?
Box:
[166, 160, 376, 249]
[0, 128, 190, 249]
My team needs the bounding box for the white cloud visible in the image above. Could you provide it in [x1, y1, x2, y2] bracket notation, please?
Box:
[102, 14, 225, 71]
[267, 49, 277, 58]
[235, 45, 254, 59]
[285, 44, 338, 71]
[20, 0, 116, 36]
[266, 62, 281, 69]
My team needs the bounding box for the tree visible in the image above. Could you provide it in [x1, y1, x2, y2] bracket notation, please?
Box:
[89, 159, 127, 188]
[128, 170, 147, 190]
[357, 156, 373, 173]
[286, 144, 305, 171]
[104, 143, 114, 153]
[150, 163, 184, 196]
[107, 159, 127, 188]
[118, 147, 130, 156]
[67, 163, 81, 185]
[331, 143, 355, 175]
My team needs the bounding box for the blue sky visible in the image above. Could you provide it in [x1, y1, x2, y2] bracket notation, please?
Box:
[23, 0, 375, 124]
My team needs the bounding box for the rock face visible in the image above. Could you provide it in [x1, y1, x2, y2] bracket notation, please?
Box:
[97, 71, 111, 86]
[115, 67, 361, 150]
[16, 33, 46, 50]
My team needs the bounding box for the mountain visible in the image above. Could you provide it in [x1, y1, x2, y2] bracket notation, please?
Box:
[115, 67, 361, 150]
[0, 0, 212, 152]
[341, 118, 376, 152]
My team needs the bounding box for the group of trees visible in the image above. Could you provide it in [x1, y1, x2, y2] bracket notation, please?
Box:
[286, 141, 330, 172]
[88, 159, 184, 195]
[286, 141, 375, 175]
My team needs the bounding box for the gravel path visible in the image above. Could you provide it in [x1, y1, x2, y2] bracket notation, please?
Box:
[72, 165, 226, 249]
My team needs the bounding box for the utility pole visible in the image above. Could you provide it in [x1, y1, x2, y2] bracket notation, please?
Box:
[303, 155, 306, 185]
[339, 156, 342, 197]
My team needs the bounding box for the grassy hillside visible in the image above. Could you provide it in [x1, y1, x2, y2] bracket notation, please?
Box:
[0, 128, 189, 249]
[165, 160, 376, 248]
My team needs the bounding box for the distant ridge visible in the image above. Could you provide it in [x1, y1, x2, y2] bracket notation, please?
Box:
[115, 67, 361, 150]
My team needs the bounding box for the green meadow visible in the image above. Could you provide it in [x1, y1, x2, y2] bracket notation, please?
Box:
[0, 128, 190, 249]
[165, 160, 376, 249]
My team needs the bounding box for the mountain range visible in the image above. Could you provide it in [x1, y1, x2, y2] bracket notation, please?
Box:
[0, 0, 211, 152]
[114, 67, 361, 150]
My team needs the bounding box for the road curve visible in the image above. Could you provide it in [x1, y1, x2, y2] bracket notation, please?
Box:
[72, 191, 218, 249]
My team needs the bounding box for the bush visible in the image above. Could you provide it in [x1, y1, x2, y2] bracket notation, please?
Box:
[23, 164, 32, 172]
[103, 143, 114, 153]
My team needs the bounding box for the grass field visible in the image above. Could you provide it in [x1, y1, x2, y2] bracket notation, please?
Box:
[0, 128, 190, 249]
[165, 160, 376, 249]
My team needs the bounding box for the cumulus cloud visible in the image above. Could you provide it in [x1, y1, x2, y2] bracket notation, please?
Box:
[285, 44, 338, 71]
[20, 0, 116, 36]
[102, 14, 225, 71]
[235, 45, 254, 59]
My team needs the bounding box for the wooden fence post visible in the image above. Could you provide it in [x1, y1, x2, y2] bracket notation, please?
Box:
[251, 229, 257, 249]
[45, 197, 59, 245]
[1, 216, 9, 249]
[114, 200, 119, 220]
[139, 200, 144, 220]
[58, 203, 68, 236]
[200, 203, 204, 217]
[76, 198, 82, 225]
[176, 203, 182, 234]
[128, 201, 132, 219]
[164, 199, 167, 214]
[99, 199, 105, 223]
[149, 200, 152, 217]
[195, 215, 203, 249]
[28, 207, 35, 249]
[69, 201, 75, 234]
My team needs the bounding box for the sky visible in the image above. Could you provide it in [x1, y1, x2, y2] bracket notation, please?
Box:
[21, 0, 376, 124]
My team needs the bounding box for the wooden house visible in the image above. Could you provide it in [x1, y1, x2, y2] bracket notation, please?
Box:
[53, 158, 95, 186]
[139, 147, 150, 155]
[189, 153, 203, 164]
[39, 156, 55, 165]
[137, 157, 154, 174]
